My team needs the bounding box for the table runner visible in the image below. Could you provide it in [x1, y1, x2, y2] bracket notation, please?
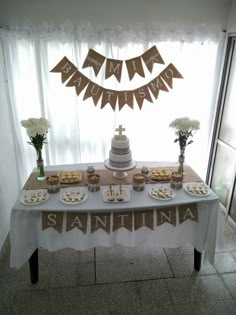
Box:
[23, 165, 202, 190]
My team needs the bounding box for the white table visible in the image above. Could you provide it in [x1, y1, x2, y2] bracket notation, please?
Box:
[10, 162, 224, 283]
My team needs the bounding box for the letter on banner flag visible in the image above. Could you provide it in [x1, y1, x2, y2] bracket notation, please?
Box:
[42, 212, 64, 233]
[82, 49, 106, 76]
[91, 213, 110, 234]
[160, 63, 183, 89]
[157, 207, 177, 227]
[142, 46, 165, 73]
[113, 212, 132, 232]
[66, 71, 90, 96]
[83, 81, 103, 105]
[118, 91, 134, 110]
[126, 56, 145, 81]
[101, 89, 118, 110]
[134, 85, 153, 109]
[134, 209, 154, 230]
[105, 59, 123, 82]
[66, 213, 88, 233]
[147, 75, 169, 99]
[50, 56, 77, 83]
[179, 203, 198, 224]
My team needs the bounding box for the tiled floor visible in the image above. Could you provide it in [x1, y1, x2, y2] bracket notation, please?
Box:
[1, 214, 236, 314]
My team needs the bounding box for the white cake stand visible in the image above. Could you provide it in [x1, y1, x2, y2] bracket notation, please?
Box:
[104, 159, 137, 179]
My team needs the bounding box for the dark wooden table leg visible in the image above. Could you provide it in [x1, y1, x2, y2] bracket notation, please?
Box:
[194, 248, 202, 271]
[29, 249, 39, 284]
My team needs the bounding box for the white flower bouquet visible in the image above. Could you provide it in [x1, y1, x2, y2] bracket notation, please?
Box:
[21, 117, 50, 180]
[21, 117, 50, 160]
[169, 117, 200, 173]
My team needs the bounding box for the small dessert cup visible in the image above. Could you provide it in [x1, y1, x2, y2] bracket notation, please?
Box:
[88, 174, 100, 192]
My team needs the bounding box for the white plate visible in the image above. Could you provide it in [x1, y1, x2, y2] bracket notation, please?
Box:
[20, 189, 49, 205]
[184, 183, 210, 197]
[103, 188, 130, 203]
[149, 187, 176, 201]
[60, 190, 88, 205]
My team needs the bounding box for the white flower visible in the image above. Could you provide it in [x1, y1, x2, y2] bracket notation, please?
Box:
[21, 117, 50, 137]
[169, 117, 200, 132]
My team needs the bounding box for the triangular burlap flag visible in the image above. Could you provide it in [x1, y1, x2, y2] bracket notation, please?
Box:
[105, 58, 123, 82]
[101, 89, 118, 110]
[134, 209, 154, 231]
[160, 63, 183, 89]
[66, 213, 88, 233]
[134, 84, 153, 109]
[113, 211, 133, 232]
[179, 203, 198, 224]
[42, 211, 64, 233]
[157, 207, 176, 227]
[50, 56, 77, 83]
[147, 75, 169, 99]
[91, 212, 110, 234]
[83, 81, 103, 105]
[118, 91, 134, 110]
[142, 46, 165, 73]
[66, 70, 90, 96]
[82, 49, 106, 76]
[125, 56, 145, 81]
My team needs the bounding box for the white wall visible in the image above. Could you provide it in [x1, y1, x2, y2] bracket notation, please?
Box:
[0, 44, 19, 250]
[228, 0, 236, 33]
[0, 0, 232, 29]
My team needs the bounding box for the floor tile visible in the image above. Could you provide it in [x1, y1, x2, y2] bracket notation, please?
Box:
[206, 299, 236, 314]
[96, 245, 173, 283]
[224, 220, 236, 235]
[166, 277, 200, 304]
[224, 234, 236, 251]
[49, 286, 110, 314]
[137, 279, 173, 307]
[164, 244, 194, 256]
[174, 302, 208, 314]
[108, 282, 141, 313]
[194, 274, 232, 302]
[13, 289, 51, 315]
[49, 260, 95, 288]
[168, 254, 217, 277]
[214, 252, 236, 273]
[222, 273, 236, 298]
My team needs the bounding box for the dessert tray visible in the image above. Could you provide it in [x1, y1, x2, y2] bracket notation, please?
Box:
[149, 168, 172, 181]
[149, 187, 176, 200]
[184, 183, 210, 197]
[60, 190, 88, 205]
[103, 186, 130, 202]
[20, 189, 49, 205]
[58, 171, 82, 184]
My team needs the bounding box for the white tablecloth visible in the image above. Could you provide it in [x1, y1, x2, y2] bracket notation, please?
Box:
[10, 162, 224, 268]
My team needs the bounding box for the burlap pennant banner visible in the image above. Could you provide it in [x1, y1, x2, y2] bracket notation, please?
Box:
[118, 91, 134, 110]
[42, 211, 64, 233]
[91, 212, 111, 234]
[82, 49, 106, 76]
[147, 75, 169, 99]
[134, 209, 154, 231]
[157, 207, 177, 227]
[178, 203, 198, 224]
[141, 46, 165, 73]
[105, 58, 123, 82]
[101, 89, 118, 110]
[160, 63, 184, 89]
[66, 212, 88, 233]
[113, 212, 133, 232]
[83, 81, 103, 105]
[134, 85, 153, 110]
[125, 56, 145, 81]
[66, 70, 90, 96]
[50, 56, 77, 83]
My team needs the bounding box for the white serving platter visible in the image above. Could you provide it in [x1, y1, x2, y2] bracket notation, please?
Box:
[149, 187, 176, 201]
[60, 190, 88, 205]
[20, 189, 49, 205]
[184, 183, 210, 197]
[103, 187, 130, 203]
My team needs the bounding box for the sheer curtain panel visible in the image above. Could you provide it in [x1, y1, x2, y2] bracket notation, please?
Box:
[0, 24, 224, 187]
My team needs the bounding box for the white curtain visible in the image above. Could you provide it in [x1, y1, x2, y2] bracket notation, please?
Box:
[0, 23, 225, 187]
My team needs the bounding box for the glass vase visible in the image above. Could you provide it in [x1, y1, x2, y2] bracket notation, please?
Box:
[37, 159, 46, 181]
[177, 154, 185, 175]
